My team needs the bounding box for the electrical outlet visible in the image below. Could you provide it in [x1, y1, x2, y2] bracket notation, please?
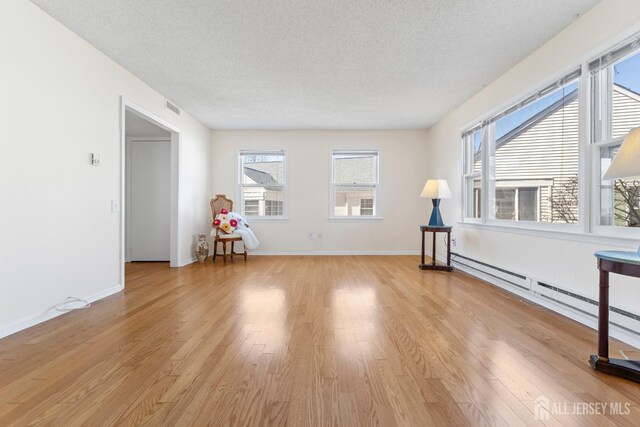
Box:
[307, 232, 314, 239]
[451, 238, 457, 247]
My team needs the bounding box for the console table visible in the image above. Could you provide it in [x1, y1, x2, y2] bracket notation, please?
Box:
[590, 250, 640, 383]
[419, 225, 453, 271]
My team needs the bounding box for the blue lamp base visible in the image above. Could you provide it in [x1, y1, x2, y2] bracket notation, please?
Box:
[428, 198, 444, 227]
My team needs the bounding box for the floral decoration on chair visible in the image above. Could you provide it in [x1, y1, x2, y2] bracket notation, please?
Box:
[213, 211, 250, 234]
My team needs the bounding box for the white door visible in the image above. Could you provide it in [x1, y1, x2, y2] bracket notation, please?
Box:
[128, 140, 171, 261]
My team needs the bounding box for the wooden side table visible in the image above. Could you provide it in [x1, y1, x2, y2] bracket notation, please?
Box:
[419, 225, 453, 271]
[590, 250, 640, 383]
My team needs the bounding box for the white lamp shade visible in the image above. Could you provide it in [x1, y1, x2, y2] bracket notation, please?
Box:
[420, 179, 452, 199]
[603, 127, 640, 180]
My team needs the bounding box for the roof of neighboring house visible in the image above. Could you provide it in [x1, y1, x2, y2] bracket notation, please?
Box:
[473, 84, 640, 163]
[244, 167, 279, 185]
[496, 83, 640, 149]
[617, 83, 640, 99]
[495, 88, 579, 149]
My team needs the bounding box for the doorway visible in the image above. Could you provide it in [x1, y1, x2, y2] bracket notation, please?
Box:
[120, 100, 181, 287]
[126, 134, 170, 261]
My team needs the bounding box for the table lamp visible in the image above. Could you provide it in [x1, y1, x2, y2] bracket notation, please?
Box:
[420, 179, 452, 227]
[603, 127, 640, 254]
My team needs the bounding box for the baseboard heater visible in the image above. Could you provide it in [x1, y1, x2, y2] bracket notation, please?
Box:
[451, 252, 640, 334]
[451, 252, 530, 290]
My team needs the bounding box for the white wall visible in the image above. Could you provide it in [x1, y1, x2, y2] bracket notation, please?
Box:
[424, 0, 640, 316]
[211, 130, 429, 253]
[0, 0, 211, 336]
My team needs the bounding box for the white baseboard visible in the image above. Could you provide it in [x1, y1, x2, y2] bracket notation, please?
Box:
[178, 257, 197, 267]
[445, 256, 640, 349]
[0, 283, 124, 340]
[250, 250, 420, 256]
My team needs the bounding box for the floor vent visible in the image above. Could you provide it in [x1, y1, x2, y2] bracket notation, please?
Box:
[166, 101, 180, 115]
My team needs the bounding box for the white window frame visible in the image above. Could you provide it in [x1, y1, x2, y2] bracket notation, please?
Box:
[329, 149, 381, 220]
[462, 128, 484, 223]
[237, 149, 288, 221]
[589, 33, 640, 239]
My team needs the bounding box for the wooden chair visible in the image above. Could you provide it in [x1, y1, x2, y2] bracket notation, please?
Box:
[210, 194, 247, 262]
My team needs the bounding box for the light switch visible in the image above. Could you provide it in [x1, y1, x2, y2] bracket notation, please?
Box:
[91, 153, 101, 166]
[111, 199, 120, 213]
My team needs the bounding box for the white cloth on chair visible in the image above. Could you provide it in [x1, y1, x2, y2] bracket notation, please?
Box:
[233, 226, 260, 250]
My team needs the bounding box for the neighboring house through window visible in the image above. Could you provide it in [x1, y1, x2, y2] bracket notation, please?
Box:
[331, 150, 379, 218]
[239, 151, 286, 218]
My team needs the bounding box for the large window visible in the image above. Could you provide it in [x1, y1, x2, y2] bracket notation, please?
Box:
[461, 31, 640, 239]
[331, 150, 379, 218]
[239, 151, 286, 218]
[462, 69, 581, 225]
[591, 36, 640, 229]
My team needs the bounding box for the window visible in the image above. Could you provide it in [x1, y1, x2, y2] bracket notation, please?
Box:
[591, 36, 640, 229]
[462, 69, 581, 225]
[265, 200, 283, 216]
[495, 187, 539, 221]
[331, 150, 379, 218]
[244, 200, 259, 216]
[360, 198, 374, 215]
[239, 151, 286, 218]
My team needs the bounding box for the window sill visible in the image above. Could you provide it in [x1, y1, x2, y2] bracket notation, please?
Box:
[328, 216, 383, 222]
[457, 220, 640, 249]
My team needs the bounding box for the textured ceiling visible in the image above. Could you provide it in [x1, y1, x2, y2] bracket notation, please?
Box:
[31, 0, 598, 130]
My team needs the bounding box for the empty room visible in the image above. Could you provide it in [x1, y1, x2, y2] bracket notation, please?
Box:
[2, 0, 640, 425]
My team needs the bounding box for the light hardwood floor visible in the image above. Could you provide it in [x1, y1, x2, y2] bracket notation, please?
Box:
[0, 256, 639, 426]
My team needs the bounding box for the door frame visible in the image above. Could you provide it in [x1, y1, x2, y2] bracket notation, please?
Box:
[120, 98, 181, 289]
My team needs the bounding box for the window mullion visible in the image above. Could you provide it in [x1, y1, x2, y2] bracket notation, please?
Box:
[483, 124, 493, 222]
